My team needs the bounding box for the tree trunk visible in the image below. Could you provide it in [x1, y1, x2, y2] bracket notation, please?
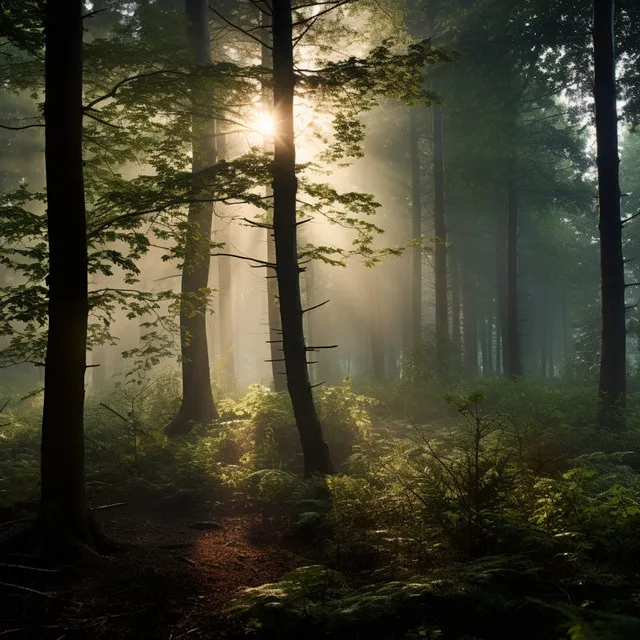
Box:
[166, 0, 218, 436]
[34, 0, 105, 557]
[451, 252, 462, 368]
[496, 210, 507, 376]
[262, 15, 287, 392]
[433, 104, 448, 367]
[271, 0, 332, 476]
[505, 168, 523, 377]
[562, 284, 573, 379]
[483, 301, 493, 377]
[215, 132, 236, 392]
[594, 0, 625, 425]
[462, 268, 478, 377]
[410, 106, 422, 346]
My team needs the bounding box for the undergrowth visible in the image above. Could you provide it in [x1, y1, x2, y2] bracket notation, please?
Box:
[2, 373, 640, 639]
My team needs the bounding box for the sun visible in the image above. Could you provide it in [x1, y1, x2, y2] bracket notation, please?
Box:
[253, 112, 275, 137]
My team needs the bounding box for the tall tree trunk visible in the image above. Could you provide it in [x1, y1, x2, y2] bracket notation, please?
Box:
[562, 284, 573, 379]
[483, 300, 493, 377]
[496, 210, 507, 376]
[34, 0, 104, 557]
[166, 0, 218, 436]
[271, 0, 332, 475]
[594, 0, 625, 425]
[433, 104, 448, 367]
[505, 167, 523, 377]
[451, 252, 462, 366]
[410, 106, 422, 346]
[262, 15, 287, 392]
[462, 268, 478, 377]
[215, 132, 236, 392]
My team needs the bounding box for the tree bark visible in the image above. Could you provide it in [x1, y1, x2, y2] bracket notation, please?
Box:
[410, 106, 422, 346]
[594, 0, 626, 425]
[505, 167, 523, 377]
[262, 14, 287, 392]
[271, 0, 332, 475]
[33, 0, 105, 557]
[166, 0, 218, 436]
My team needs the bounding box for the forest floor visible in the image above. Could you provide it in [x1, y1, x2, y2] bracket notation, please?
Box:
[0, 481, 306, 639]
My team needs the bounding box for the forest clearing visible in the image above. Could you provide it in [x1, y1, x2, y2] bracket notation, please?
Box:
[2, 0, 640, 638]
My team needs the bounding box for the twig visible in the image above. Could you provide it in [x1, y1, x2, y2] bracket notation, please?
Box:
[0, 563, 59, 573]
[208, 5, 272, 48]
[0, 518, 35, 530]
[89, 502, 128, 512]
[0, 123, 44, 131]
[302, 299, 329, 314]
[0, 582, 75, 603]
[99, 402, 129, 423]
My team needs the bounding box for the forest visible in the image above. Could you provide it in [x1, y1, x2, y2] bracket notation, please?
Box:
[1, 0, 640, 637]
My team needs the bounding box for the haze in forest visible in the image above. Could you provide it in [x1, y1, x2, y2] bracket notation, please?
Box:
[1, 0, 640, 638]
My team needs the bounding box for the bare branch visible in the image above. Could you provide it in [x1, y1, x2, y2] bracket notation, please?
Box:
[622, 210, 640, 225]
[302, 299, 329, 314]
[0, 123, 44, 131]
[208, 5, 272, 49]
[211, 252, 275, 268]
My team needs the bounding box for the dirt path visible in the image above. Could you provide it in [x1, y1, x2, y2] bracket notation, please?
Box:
[0, 496, 305, 639]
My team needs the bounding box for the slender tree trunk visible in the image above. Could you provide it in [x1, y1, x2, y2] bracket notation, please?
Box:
[506, 167, 523, 377]
[410, 106, 422, 346]
[262, 17, 287, 392]
[433, 104, 448, 367]
[451, 252, 462, 366]
[562, 284, 573, 379]
[271, 0, 332, 475]
[34, 0, 105, 557]
[483, 301, 493, 377]
[594, 0, 625, 425]
[462, 269, 478, 377]
[166, 0, 218, 436]
[540, 315, 548, 379]
[496, 207, 508, 376]
[215, 132, 236, 392]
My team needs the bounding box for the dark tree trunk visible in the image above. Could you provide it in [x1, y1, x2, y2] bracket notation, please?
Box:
[505, 168, 523, 377]
[433, 104, 448, 367]
[215, 132, 236, 392]
[262, 16, 287, 392]
[271, 0, 332, 476]
[34, 0, 105, 557]
[410, 106, 422, 346]
[166, 0, 218, 436]
[594, 0, 625, 425]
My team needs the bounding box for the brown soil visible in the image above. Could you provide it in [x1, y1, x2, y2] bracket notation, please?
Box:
[0, 486, 305, 639]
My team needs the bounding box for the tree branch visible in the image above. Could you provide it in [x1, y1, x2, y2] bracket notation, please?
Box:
[208, 5, 272, 48]
[0, 123, 44, 131]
